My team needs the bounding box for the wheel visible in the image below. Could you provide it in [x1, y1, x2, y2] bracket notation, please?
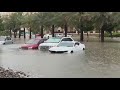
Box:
[3, 43, 5, 45]
[71, 51, 73, 53]
[83, 48, 85, 50]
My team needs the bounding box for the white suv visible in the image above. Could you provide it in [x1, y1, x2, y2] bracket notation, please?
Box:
[38, 37, 74, 51]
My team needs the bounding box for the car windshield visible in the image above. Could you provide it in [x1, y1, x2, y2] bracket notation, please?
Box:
[57, 42, 74, 47]
[26, 39, 39, 44]
[0, 37, 5, 41]
[45, 38, 61, 43]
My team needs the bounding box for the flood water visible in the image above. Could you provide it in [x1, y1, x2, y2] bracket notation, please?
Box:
[0, 38, 120, 78]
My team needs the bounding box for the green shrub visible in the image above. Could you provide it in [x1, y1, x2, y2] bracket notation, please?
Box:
[104, 32, 120, 37]
[0, 31, 9, 36]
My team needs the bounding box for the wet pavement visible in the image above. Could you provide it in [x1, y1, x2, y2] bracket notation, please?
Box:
[0, 37, 120, 78]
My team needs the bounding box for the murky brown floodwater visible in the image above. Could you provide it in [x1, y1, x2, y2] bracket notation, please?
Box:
[0, 38, 120, 78]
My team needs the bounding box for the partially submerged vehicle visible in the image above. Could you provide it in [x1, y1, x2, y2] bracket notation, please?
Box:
[39, 37, 81, 51]
[38, 37, 61, 51]
[49, 41, 85, 53]
[0, 36, 13, 45]
[20, 37, 47, 50]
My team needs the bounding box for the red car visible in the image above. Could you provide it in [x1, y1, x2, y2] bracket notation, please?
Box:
[21, 38, 47, 50]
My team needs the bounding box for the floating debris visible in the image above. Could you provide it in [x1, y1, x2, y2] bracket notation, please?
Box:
[0, 67, 29, 78]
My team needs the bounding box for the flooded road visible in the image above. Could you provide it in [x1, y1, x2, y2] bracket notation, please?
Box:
[0, 39, 120, 78]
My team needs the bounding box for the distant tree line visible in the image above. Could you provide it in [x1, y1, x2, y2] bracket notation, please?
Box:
[0, 12, 120, 42]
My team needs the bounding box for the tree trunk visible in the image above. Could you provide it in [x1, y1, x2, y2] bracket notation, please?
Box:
[19, 30, 21, 38]
[99, 30, 100, 38]
[10, 29, 12, 37]
[41, 25, 43, 38]
[29, 27, 31, 39]
[24, 28, 26, 39]
[35, 33, 36, 38]
[64, 23, 68, 37]
[87, 32, 89, 38]
[14, 31, 16, 38]
[15, 32, 17, 38]
[52, 25, 54, 37]
[110, 32, 113, 38]
[101, 29, 104, 42]
[78, 30, 79, 35]
[80, 29, 84, 41]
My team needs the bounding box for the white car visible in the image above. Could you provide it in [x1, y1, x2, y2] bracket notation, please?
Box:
[55, 33, 72, 37]
[55, 33, 64, 37]
[39, 37, 77, 51]
[38, 37, 61, 50]
[49, 41, 85, 53]
[0, 36, 13, 45]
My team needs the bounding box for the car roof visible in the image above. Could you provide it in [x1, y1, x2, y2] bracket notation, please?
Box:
[60, 41, 75, 43]
[61, 37, 73, 39]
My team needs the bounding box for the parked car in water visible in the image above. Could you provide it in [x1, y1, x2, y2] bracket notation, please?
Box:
[39, 37, 76, 51]
[49, 41, 85, 53]
[38, 37, 61, 51]
[0, 36, 13, 45]
[55, 33, 72, 37]
[20, 37, 47, 50]
[55, 33, 64, 37]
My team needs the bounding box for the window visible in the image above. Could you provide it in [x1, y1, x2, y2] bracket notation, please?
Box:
[45, 38, 61, 43]
[6, 37, 11, 40]
[57, 42, 74, 47]
[8, 37, 11, 40]
[75, 42, 79, 46]
[61, 38, 73, 41]
[39, 39, 44, 44]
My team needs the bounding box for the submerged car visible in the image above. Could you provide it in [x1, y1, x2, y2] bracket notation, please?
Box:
[55, 33, 72, 37]
[20, 37, 47, 50]
[39, 37, 76, 51]
[55, 33, 64, 37]
[0, 36, 13, 45]
[49, 41, 85, 53]
[38, 37, 61, 51]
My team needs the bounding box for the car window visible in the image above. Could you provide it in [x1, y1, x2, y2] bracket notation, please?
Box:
[8, 37, 11, 40]
[26, 39, 40, 44]
[61, 38, 73, 41]
[6, 37, 9, 40]
[75, 42, 79, 46]
[45, 38, 61, 43]
[57, 42, 74, 47]
[39, 39, 44, 44]
[6, 37, 11, 40]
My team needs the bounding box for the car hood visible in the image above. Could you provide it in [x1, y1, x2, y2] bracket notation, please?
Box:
[49, 46, 73, 51]
[39, 43, 59, 47]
